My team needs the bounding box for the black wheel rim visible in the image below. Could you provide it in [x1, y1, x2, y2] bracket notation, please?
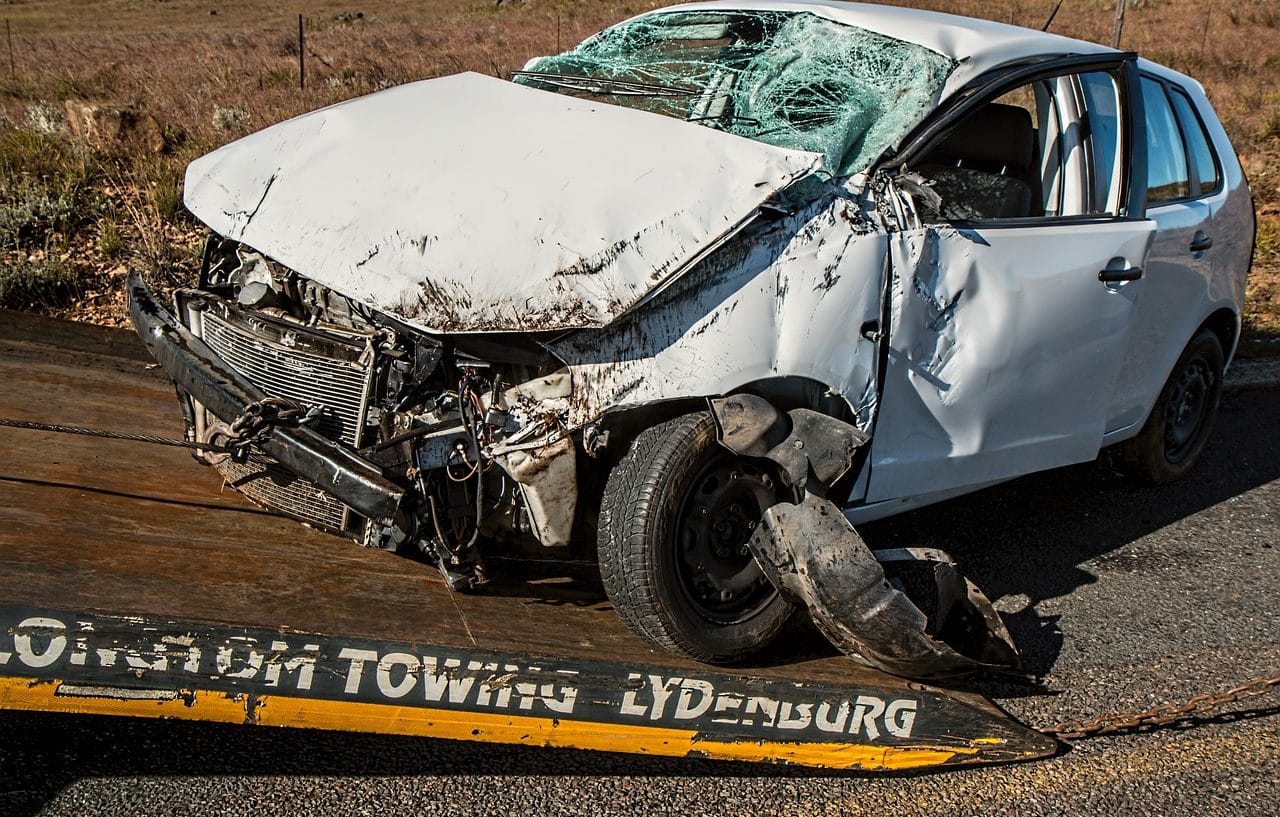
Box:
[1163, 355, 1214, 464]
[675, 457, 779, 625]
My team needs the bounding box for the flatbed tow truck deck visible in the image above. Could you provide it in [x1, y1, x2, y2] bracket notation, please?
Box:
[0, 310, 1055, 772]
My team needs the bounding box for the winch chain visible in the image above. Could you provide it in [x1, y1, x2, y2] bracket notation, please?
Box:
[223, 396, 319, 462]
[0, 396, 319, 462]
[1041, 670, 1280, 740]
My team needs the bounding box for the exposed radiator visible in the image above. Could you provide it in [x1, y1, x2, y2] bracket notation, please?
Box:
[194, 308, 375, 536]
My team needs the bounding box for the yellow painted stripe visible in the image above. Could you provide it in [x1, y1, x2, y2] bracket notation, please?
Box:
[0, 677, 976, 771]
[0, 677, 249, 724]
[254, 694, 976, 769]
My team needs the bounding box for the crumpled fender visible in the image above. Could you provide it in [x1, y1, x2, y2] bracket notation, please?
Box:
[708, 393, 868, 491]
[748, 493, 1021, 679]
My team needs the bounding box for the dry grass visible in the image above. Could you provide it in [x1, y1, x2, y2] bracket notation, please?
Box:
[0, 0, 1276, 350]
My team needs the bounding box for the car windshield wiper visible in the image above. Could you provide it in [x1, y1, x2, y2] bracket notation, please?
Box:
[511, 71, 698, 98]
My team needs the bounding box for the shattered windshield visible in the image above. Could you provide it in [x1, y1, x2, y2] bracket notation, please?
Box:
[514, 10, 955, 177]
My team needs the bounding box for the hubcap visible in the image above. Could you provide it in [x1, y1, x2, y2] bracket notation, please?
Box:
[676, 458, 778, 624]
[1163, 357, 1212, 463]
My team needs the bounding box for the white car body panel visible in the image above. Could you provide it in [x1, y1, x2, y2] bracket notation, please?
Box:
[864, 220, 1157, 503]
[183, 72, 823, 334]
[549, 193, 887, 429]
[1108, 199, 1213, 432]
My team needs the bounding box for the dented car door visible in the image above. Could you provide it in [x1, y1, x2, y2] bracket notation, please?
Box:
[866, 221, 1154, 502]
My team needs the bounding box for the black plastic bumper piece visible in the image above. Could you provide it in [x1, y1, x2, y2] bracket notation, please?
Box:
[126, 271, 405, 525]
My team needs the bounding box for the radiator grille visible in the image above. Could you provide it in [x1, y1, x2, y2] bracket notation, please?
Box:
[218, 453, 347, 532]
[195, 309, 374, 535]
[200, 312, 370, 447]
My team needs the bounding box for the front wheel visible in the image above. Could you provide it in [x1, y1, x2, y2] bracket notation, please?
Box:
[597, 410, 796, 664]
[1119, 329, 1224, 484]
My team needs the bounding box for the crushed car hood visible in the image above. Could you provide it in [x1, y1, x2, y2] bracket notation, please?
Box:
[184, 72, 824, 333]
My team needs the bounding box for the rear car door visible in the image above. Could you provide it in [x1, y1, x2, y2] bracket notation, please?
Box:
[1104, 74, 1223, 433]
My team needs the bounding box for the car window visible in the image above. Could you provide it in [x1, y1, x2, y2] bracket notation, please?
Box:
[1140, 76, 1191, 204]
[914, 69, 1125, 222]
[1168, 87, 1221, 196]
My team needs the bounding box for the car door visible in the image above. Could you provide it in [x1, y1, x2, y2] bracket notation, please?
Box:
[861, 59, 1157, 505]
[1104, 74, 1221, 434]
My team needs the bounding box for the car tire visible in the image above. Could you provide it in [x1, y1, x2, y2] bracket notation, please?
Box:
[597, 410, 796, 664]
[1119, 329, 1224, 485]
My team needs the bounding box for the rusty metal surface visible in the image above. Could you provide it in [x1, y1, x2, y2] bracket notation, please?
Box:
[0, 310, 1069, 772]
[0, 309, 1005, 700]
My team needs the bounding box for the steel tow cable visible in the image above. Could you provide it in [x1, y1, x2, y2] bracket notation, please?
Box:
[1040, 670, 1280, 740]
[0, 417, 223, 451]
[0, 396, 317, 462]
[3, 408, 1277, 743]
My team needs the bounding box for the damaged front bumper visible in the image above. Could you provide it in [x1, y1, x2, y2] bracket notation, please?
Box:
[126, 271, 405, 527]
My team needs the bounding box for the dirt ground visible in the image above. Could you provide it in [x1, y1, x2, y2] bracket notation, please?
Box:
[0, 0, 1276, 351]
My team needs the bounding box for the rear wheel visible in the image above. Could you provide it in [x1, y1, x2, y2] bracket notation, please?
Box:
[1119, 329, 1224, 484]
[597, 410, 796, 663]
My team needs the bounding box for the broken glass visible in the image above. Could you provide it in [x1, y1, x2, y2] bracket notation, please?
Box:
[515, 10, 955, 178]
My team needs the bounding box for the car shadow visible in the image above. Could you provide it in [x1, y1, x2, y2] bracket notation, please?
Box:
[425, 391, 1278, 684]
[854, 388, 1280, 682]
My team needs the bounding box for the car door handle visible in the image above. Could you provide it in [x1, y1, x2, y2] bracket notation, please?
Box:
[1189, 232, 1214, 253]
[1099, 265, 1143, 283]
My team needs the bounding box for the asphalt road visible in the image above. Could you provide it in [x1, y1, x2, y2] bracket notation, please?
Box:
[1, 387, 1276, 817]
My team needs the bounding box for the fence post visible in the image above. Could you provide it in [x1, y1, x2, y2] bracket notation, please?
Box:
[298, 14, 305, 90]
[1111, 0, 1127, 49]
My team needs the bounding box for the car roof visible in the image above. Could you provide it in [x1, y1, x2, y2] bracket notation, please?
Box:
[637, 1, 1119, 97]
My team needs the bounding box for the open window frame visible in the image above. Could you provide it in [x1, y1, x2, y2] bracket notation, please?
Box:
[886, 53, 1149, 228]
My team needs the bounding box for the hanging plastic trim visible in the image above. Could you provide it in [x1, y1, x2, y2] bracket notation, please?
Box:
[515, 10, 955, 177]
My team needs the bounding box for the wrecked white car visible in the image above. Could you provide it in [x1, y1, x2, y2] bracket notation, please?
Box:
[129, 1, 1253, 678]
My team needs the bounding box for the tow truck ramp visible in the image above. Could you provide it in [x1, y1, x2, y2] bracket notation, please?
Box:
[0, 310, 1056, 771]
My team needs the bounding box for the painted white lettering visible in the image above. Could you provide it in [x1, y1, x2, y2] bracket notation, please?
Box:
[475, 664, 514, 708]
[376, 652, 420, 699]
[421, 656, 476, 703]
[539, 682, 578, 714]
[338, 647, 379, 694]
[815, 701, 851, 733]
[647, 675, 682, 721]
[68, 622, 93, 666]
[619, 673, 648, 717]
[216, 638, 264, 679]
[180, 646, 202, 674]
[14, 617, 67, 668]
[711, 693, 744, 724]
[95, 647, 119, 667]
[777, 702, 813, 730]
[851, 695, 886, 740]
[673, 679, 715, 720]
[885, 699, 918, 737]
[743, 696, 780, 728]
[124, 644, 168, 672]
[263, 641, 319, 691]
